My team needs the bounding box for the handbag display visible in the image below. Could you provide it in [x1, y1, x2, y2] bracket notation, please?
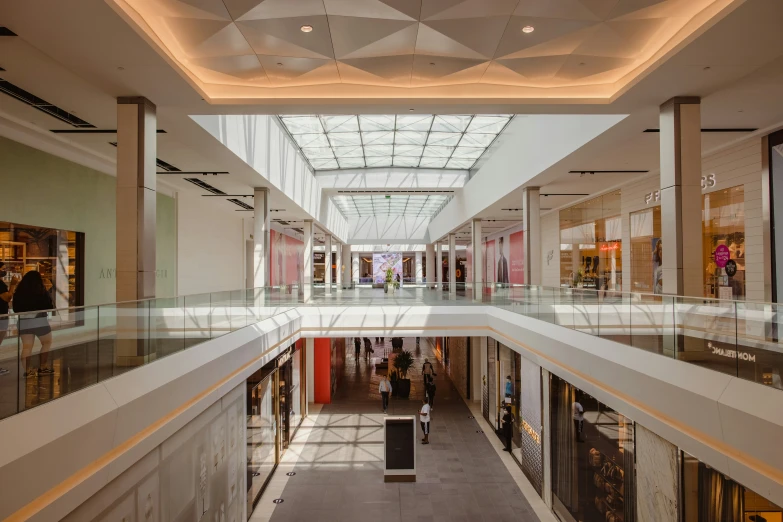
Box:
[589, 448, 602, 467]
[594, 472, 605, 489]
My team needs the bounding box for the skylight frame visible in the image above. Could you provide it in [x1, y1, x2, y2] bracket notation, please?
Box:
[330, 194, 451, 218]
[278, 114, 513, 172]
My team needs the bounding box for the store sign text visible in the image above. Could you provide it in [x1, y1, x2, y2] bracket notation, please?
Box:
[708, 341, 755, 362]
[600, 244, 620, 251]
[644, 174, 717, 205]
[522, 419, 541, 445]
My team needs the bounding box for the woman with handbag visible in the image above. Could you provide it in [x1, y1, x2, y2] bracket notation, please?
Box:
[14, 271, 54, 378]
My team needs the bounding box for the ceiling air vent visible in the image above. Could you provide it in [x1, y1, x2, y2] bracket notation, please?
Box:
[156, 158, 180, 172]
[228, 198, 253, 210]
[0, 78, 95, 128]
[184, 178, 225, 195]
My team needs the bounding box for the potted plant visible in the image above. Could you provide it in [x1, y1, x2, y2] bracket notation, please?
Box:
[392, 350, 414, 399]
[385, 267, 397, 295]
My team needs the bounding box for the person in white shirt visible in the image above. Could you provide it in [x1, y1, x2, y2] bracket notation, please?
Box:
[419, 397, 431, 444]
[572, 401, 584, 442]
[379, 375, 392, 413]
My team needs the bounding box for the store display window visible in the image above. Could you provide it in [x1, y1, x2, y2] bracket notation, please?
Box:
[703, 186, 745, 300]
[559, 191, 622, 291]
[682, 451, 781, 522]
[359, 256, 373, 284]
[629, 207, 662, 294]
[550, 374, 635, 522]
[0, 221, 84, 309]
[246, 372, 276, 513]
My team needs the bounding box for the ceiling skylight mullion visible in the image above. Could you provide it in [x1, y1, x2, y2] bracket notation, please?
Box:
[451, 115, 473, 169]
[356, 116, 366, 169]
[422, 114, 435, 168]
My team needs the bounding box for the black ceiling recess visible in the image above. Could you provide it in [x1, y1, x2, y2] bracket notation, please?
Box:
[0, 78, 95, 128]
[0, 27, 17, 36]
[184, 178, 225, 195]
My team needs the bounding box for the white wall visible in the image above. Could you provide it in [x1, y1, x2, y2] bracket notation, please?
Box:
[177, 191, 244, 295]
[540, 211, 561, 287]
[427, 114, 627, 241]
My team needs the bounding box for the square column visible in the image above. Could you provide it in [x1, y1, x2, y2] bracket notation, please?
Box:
[116, 97, 156, 367]
[324, 234, 332, 295]
[435, 241, 442, 288]
[302, 220, 313, 302]
[425, 243, 435, 288]
[448, 233, 456, 295]
[660, 97, 703, 296]
[253, 187, 269, 289]
[522, 187, 541, 285]
[415, 251, 423, 284]
[116, 96, 156, 302]
[342, 244, 351, 289]
[471, 219, 483, 297]
[351, 252, 359, 284]
[334, 238, 342, 293]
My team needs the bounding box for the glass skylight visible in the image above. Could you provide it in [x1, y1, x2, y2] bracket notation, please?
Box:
[279, 115, 513, 171]
[332, 194, 450, 218]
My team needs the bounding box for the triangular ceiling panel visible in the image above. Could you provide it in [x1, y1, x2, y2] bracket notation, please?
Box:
[323, 0, 417, 20]
[411, 54, 486, 79]
[340, 23, 419, 59]
[420, 0, 464, 21]
[328, 16, 417, 58]
[156, 0, 231, 20]
[607, 0, 669, 20]
[556, 54, 635, 80]
[605, 17, 668, 51]
[229, 0, 326, 20]
[424, 0, 518, 20]
[236, 16, 335, 58]
[422, 16, 510, 58]
[579, 0, 621, 20]
[413, 23, 486, 59]
[257, 56, 339, 85]
[497, 55, 570, 79]
[513, 0, 600, 21]
[573, 22, 638, 58]
[498, 24, 601, 59]
[380, 0, 423, 20]
[494, 16, 598, 59]
[164, 18, 254, 58]
[340, 54, 415, 81]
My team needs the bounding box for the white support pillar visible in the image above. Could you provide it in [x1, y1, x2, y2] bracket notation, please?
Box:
[302, 220, 313, 302]
[351, 252, 360, 284]
[522, 186, 541, 285]
[448, 233, 456, 295]
[415, 252, 423, 284]
[116, 96, 156, 303]
[435, 242, 442, 288]
[471, 219, 483, 297]
[253, 187, 269, 289]
[116, 96, 156, 367]
[324, 234, 332, 295]
[334, 238, 342, 293]
[660, 97, 703, 297]
[425, 243, 435, 289]
[342, 244, 351, 288]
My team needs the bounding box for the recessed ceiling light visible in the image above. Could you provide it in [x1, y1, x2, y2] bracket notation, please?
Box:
[409, 108, 414, 111]
[703, 66, 711, 70]
[300, 25, 313, 33]
[277, 63, 283, 66]
[429, 62, 435, 66]
[522, 25, 535, 33]
[117, 66, 125, 71]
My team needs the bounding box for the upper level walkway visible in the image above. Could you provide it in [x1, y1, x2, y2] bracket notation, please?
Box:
[1, 283, 781, 420]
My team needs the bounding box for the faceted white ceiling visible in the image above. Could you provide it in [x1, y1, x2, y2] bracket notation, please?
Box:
[113, 0, 731, 101]
[333, 194, 450, 217]
[280, 114, 511, 170]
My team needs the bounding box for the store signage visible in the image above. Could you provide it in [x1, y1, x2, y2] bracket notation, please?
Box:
[725, 259, 738, 277]
[644, 174, 718, 205]
[600, 244, 620, 251]
[99, 268, 168, 279]
[277, 349, 292, 366]
[522, 419, 541, 445]
[313, 252, 325, 263]
[714, 244, 730, 268]
[707, 341, 755, 362]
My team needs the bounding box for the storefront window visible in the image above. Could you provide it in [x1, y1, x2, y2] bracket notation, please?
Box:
[703, 186, 745, 300]
[247, 374, 276, 513]
[682, 451, 781, 522]
[560, 191, 622, 291]
[360, 256, 372, 283]
[0, 221, 84, 308]
[630, 207, 662, 294]
[550, 374, 635, 522]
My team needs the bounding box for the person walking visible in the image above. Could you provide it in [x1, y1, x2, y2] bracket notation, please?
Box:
[363, 337, 373, 361]
[425, 378, 436, 410]
[354, 337, 361, 361]
[501, 405, 515, 452]
[379, 374, 392, 413]
[422, 358, 434, 387]
[13, 271, 54, 378]
[419, 397, 431, 444]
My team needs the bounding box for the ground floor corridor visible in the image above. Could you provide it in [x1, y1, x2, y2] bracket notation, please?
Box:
[255, 337, 545, 522]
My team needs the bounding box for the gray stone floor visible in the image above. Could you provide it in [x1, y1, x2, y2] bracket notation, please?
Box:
[267, 337, 541, 522]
